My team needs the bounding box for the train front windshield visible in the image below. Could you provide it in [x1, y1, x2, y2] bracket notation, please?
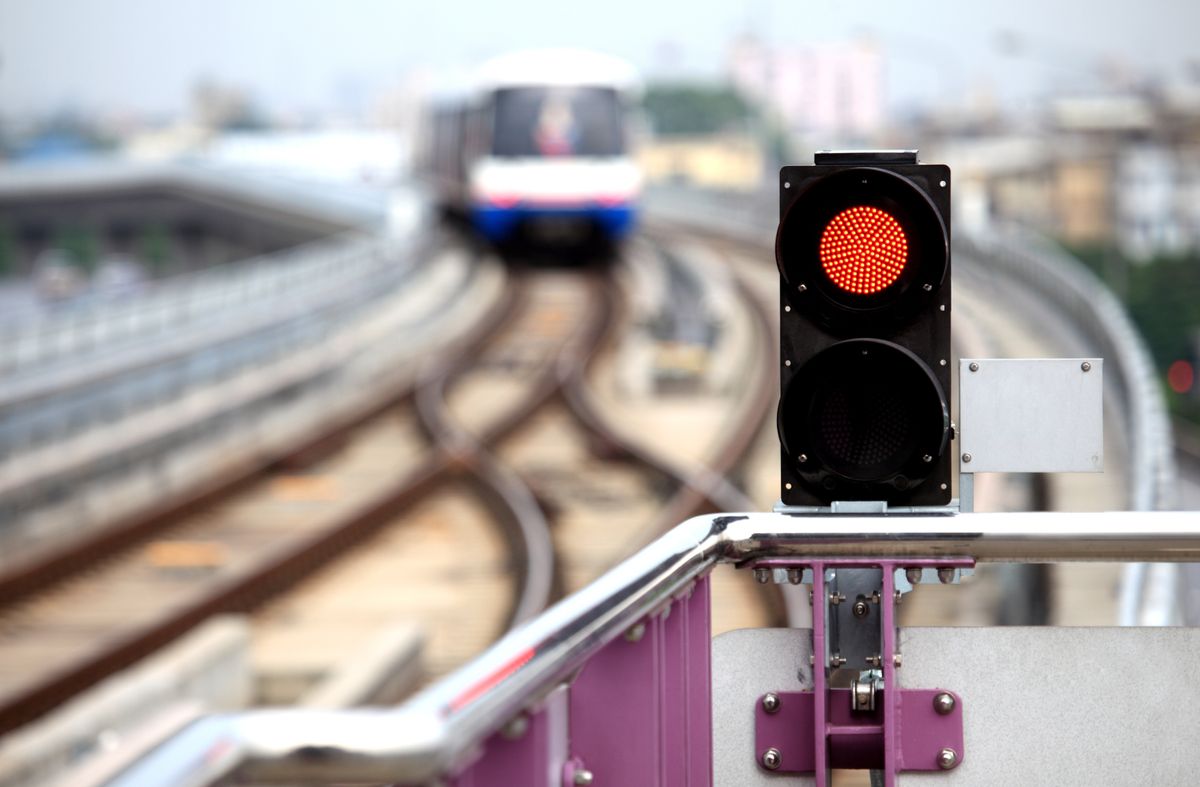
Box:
[491, 87, 625, 158]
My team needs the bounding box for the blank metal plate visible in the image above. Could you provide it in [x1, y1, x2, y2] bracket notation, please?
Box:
[713, 626, 1200, 785]
[959, 358, 1102, 473]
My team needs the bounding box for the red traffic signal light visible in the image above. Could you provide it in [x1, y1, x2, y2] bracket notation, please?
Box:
[818, 205, 908, 295]
[777, 152, 951, 506]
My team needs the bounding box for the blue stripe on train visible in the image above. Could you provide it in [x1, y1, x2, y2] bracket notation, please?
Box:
[472, 203, 638, 242]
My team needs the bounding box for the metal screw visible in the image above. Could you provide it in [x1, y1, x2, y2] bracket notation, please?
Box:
[829, 592, 845, 605]
[933, 692, 956, 715]
[798, 453, 808, 463]
[809, 653, 815, 665]
[787, 568, 802, 585]
[922, 454, 932, 463]
[852, 599, 870, 618]
[501, 714, 529, 740]
[968, 362, 979, 372]
[784, 305, 791, 312]
[830, 654, 846, 667]
[893, 653, 903, 668]
[937, 567, 956, 584]
[1081, 361, 1092, 372]
[939, 358, 947, 366]
[784, 359, 792, 367]
[798, 284, 807, 292]
[940, 483, 948, 490]
[762, 693, 781, 714]
[755, 568, 769, 584]
[905, 567, 923, 585]
[624, 622, 646, 642]
[937, 747, 958, 770]
[784, 181, 791, 189]
[865, 655, 881, 667]
[785, 482, 793, 490]
[574, 768, 596, 785]
[962, 453, 972, 463]
[762, 747, 782, 770]
[894, 589, 903, 604]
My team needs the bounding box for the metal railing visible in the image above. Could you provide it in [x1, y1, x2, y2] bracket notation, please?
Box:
[0, 230, 459, 543]
[92, 509, 1200, 786]
[0, 233, 423, 455]
[0, 231, 376, 377]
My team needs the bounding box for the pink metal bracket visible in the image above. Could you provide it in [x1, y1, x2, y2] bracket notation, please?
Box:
[746, 557, 973, 786]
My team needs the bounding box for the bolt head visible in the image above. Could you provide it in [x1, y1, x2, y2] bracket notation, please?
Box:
[798, 453, 808, 463]
[754, 568, 770, 584]
[1081, 361, 1092, 372]
[933, 692, 956, 715]
[762, 747, 782, 770]
[905, 567, 923, 585]
[852, 600, 870, 618]
[574, 768, 596, 785]
[969, 362, 979, 372]
[500, 714, 529, 740]
[962, 452, 972, 463]
[762, 692, 781, 713]
[937, 747, 958, 770]
[937, 567, 956, 584]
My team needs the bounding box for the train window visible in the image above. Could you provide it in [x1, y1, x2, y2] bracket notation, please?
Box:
[491, 87, 624, 158]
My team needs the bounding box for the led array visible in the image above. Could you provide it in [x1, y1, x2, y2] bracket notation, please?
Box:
[818, 206, 908, 295]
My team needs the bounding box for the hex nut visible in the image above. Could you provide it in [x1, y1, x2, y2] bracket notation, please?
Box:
[933, 692, 956, 715]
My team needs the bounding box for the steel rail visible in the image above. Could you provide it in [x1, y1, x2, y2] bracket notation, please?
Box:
[0, 253, 516, 734]
[101, 509, 1200, 785]
[0, 247, 489, 607]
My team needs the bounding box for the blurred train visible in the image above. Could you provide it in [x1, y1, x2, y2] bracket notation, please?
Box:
[419, 49, 642, 245]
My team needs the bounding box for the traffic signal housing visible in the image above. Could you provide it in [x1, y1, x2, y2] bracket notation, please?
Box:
[777, 151, 951, 507]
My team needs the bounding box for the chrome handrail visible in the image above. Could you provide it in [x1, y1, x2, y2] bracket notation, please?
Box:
[104, 509, 1200, 786]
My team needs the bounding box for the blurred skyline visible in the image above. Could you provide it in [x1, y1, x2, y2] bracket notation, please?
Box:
[3, 0, 1200, 122]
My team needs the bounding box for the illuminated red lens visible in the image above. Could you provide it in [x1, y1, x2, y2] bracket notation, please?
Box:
[819, 206, 908, 295]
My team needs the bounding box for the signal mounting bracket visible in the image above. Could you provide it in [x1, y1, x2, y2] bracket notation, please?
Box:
[772, 499, 960, 516]
[814, 150, 919, 165]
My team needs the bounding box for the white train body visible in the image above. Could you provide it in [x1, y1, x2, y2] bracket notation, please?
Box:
[421, 49, 642, 242]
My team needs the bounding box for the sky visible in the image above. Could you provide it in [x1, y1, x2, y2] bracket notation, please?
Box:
[1, 0, 1198, 121]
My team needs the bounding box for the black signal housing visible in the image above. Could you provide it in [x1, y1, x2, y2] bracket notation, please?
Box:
[777, 152, 952, 506]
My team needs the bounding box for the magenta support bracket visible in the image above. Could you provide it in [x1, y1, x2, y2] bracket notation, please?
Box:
[746, 557, 973, 786]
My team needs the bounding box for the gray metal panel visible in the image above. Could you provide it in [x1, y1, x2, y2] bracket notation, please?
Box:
[959, 358, 1103, 473]
[713, 629, 815, 786]
[713, 627, 1200, 785]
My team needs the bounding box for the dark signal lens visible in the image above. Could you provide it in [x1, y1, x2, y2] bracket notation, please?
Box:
[819, 206, 908, 295]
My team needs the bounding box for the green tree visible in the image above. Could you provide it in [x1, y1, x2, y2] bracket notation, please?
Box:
[54, 225, 98, 273]
[642, 84, 755, 136]
[140, 224, 172, 272]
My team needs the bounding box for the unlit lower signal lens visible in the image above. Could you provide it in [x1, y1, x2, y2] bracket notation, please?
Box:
[819, 206, 908, 295]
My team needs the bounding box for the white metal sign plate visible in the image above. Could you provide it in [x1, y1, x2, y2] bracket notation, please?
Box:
[958, 358, 1102, 473]
[713, 627, 1200, 785]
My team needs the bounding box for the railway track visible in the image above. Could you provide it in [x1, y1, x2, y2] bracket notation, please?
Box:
[0, 243, 512, 734]
[0, 237, 783, 736]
